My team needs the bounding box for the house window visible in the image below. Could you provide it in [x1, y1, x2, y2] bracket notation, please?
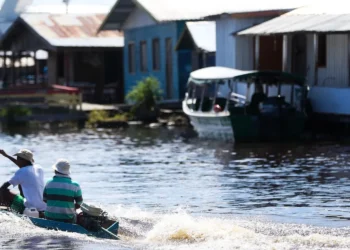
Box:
[140, 41, 147, 72]
[318, 34, 327, 67]
[152, 38, 160, 70]
[128, 43, 135, 73]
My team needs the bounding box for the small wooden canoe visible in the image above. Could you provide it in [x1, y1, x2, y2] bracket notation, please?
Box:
[0, 206, 119, 240]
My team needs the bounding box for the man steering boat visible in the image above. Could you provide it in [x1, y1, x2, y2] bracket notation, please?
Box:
[0, 149, 46, 217]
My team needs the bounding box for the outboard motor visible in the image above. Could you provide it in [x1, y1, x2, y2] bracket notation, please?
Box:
[77, 203, 108, 232]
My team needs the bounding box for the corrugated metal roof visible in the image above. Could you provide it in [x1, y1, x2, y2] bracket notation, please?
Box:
[100, 0, 320, 31]
[136, 0, 318, 21]
[238, 2, 350, 35]
[186, 21, 216, 52]
[20, 13, 124, 47]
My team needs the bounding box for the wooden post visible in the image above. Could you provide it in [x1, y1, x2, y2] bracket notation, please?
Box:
[254, 36, 260, 70]
[282, 35, 288, 72]
[94, 52, 105, 103]
[68, 51, 74, 86]
[64, 50, 68, 86]
[14, 52, 18, 86]
[313, 34, 319, 86]
[3, 51, 6, 88]
[348, 34, 350, 86]
[10, 52, 15, 86]
[48, 51, 57, 86]
[25, 52, 29, 85]
[34, 51, 38, 85]
[19, 51, 23, 85]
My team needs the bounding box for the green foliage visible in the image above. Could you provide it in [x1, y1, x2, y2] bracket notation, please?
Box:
[2, 106, 32, 118]
[87, 110, 109, 125]
[126, 77, 162, 114]
[87, 110, 129, 126]
[0, 108, 6, 117]
[0, 106, 32, 125]
[107, 113, 129, 122]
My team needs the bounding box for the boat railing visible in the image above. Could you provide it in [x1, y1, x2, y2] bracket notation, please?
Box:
[230, 92, 246, 105]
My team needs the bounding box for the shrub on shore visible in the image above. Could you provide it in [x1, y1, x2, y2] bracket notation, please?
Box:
[126, 77, 162, 118]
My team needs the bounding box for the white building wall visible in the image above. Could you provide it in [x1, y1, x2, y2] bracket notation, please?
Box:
[216, 16, 272, 69]
[306, 34, 350, 115]
[320, 34, 348, 87]
[306, 34, 349, 88]
[216, 16, 275, 101]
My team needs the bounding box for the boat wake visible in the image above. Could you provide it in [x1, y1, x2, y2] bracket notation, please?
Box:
[107, 205, 350, 250]
[1, 205, 350, 249]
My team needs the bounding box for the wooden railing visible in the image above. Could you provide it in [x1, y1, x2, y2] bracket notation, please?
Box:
[0, 84, 82, 110]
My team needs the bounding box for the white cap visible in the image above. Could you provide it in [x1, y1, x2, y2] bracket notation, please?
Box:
[52, 159, 71, 175]
[14, 149, 34, 163]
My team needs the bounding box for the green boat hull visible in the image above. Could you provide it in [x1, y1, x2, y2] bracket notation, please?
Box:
[230, 112, 305, 142]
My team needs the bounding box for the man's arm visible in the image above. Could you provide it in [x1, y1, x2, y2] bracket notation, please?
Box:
[0, 150, 20, 168]
[43, 187, 47, 203]
[74, 186, 83, 210]
[1, 182, 11, 190]
[18, 185, 24, 198]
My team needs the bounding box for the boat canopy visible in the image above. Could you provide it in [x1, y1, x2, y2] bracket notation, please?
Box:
[189, 67, 306, 86]
[189, 66, 250, 85]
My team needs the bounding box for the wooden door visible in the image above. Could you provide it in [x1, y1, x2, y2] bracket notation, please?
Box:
[259, 36, 283, 71]
[291, 34, 307, 76]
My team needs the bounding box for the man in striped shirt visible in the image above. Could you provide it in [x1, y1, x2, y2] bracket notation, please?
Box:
[43, 159, 83, 223]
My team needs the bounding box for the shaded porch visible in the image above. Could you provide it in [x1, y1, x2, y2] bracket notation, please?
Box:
[0, 15, 124, 104]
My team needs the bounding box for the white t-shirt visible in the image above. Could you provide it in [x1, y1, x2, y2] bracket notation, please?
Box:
[9, 165, 47, 211]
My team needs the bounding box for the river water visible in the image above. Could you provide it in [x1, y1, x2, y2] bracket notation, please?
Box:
[1, 126, 350, 249]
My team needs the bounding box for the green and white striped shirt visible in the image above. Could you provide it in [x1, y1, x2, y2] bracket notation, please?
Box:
[43, 174, 83, 223]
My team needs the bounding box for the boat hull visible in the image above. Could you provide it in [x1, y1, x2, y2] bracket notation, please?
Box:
[183, 102, 305, 142]
[183, 100, 234, 140]
[0, 208, 119, 240]
[189, 113, 234, 140]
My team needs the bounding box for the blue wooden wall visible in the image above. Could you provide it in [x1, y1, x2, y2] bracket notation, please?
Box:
[123, 21, 192, 101]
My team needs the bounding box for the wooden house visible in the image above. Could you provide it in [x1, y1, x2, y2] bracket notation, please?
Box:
[98, 0, 234, 101]
[238, 2, 350, 122]
[0, 13, 125, 104]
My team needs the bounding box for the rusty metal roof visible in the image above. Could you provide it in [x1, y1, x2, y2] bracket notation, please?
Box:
[238, 2, 350, 35]
[20, 13, 124, 47]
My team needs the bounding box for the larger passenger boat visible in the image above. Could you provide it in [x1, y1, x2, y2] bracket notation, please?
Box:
[182, 66, 307, 142]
